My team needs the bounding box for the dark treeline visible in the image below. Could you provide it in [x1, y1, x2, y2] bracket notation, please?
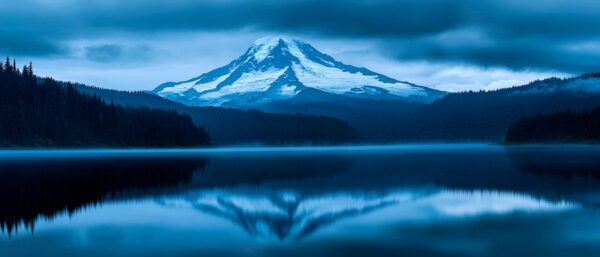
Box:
[0, 57, 210, 147]
[74, 84, 361, 145]
[505, 107, 600, 143]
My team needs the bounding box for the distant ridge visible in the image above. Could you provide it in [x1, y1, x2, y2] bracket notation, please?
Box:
[72, 82, 361, 145]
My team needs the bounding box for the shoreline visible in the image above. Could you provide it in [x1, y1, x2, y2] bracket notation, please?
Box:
[0, 143, 598, 160]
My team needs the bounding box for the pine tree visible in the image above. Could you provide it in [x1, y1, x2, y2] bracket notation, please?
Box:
[12, 59, 16, 73]
[28, 62, 33, 77]
[5, 57, 10, 72]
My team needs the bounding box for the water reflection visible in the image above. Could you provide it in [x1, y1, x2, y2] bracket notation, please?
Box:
[0, 153, 353, 235]
[506, 145, 600, 180]
[159, 187, 578, 241]
[1, 145, 600, 256]
[159, 188, 429, 240]
[0, 157, 207, 235]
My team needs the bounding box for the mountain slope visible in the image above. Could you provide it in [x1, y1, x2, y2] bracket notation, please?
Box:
[0, 62, 209, 147]
[391, 73, 600, 141]
[153, 36, 445, 107]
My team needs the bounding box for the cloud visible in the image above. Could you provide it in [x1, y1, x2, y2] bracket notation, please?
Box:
[84, 44, 152, 63]
[0, 34, 66, 56]
[85, 44, 123, 62]
[383, 29, 600, 73]
[1, 0, 598, 82]
[6, 0, 467, 36]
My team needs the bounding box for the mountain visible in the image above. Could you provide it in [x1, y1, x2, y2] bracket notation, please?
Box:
[152, 36, 446, 107]
[149, 36, 600, 143]
[95, 63, 600, 143]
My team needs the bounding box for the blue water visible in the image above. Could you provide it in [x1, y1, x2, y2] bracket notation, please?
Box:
[1, 144, 599, 256]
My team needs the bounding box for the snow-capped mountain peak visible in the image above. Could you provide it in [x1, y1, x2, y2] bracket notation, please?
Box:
[249, 36, 300, 63]
[152, 36, 446, 107]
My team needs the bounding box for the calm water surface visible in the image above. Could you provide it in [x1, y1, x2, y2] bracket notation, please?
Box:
[1, 144, 600, 257]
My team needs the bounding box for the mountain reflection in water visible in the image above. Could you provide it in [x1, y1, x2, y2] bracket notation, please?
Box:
[1, 145, 600, 256]
[158, 187, 577, 241]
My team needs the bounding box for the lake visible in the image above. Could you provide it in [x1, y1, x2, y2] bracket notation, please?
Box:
[1, 144, 600, 257]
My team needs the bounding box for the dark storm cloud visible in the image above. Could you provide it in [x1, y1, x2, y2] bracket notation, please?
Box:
[389, 34, 600, 72]
[1, 0, 599, 72]
[84, 44, 152, 63]
[65, 0, 465, 37]
[85, 44, 123, 62]
[0, 33, 67, 56]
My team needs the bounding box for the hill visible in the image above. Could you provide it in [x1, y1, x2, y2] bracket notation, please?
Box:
[505, 107, 600, 143]
[257, 74, 600, 142]
[73, 83, 360, 145]
[0, 59, 209, 147]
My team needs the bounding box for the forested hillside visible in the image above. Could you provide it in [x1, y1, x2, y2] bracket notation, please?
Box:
[0, 58, 209, 147]
[74, 84, 361, 145]
[405, 74, 600, 141]
[255, 74, 600, 142]
[505, 107, 600, 143]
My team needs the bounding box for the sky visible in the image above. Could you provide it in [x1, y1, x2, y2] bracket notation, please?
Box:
[1, 0, 599, 92]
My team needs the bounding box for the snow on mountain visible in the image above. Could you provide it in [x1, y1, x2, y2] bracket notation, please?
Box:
[152, 36, 446, 107]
